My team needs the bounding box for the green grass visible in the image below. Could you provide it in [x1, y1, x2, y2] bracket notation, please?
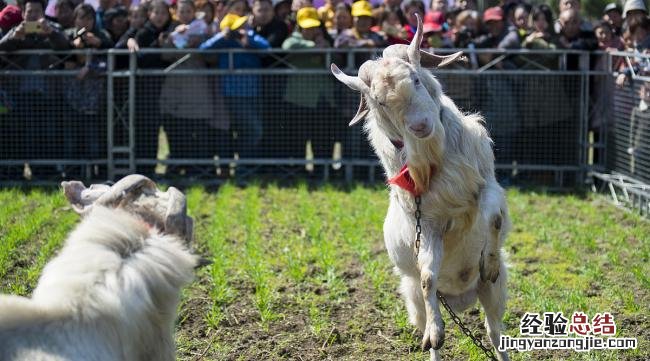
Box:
[0, 185, 648, 361]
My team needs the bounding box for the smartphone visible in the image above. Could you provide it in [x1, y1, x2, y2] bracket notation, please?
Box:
[24, 21, 43, 34]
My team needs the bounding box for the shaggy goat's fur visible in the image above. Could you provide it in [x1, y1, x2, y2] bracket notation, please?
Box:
[0, 206, 197, 361]
[332, 16, 510, 361]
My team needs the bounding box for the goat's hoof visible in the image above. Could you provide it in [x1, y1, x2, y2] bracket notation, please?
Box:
[479, 250, 500, 283]
[422, 323, 445, 351]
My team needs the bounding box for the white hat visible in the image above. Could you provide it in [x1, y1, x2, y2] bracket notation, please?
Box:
[623, 0, 648, 18]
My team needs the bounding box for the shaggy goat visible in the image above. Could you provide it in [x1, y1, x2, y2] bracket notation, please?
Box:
[331, 16, 511, 361]
[0, 175, 197, 361]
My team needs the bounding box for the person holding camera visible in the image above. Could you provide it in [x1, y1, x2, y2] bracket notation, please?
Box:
[451, 9, 478, 48]
[65, 4, 113, 51]
[61, 3, 112, 173]
[133, 0, 173, 68]
[0, 0, 69, 164]
[0, 0, 68, 51]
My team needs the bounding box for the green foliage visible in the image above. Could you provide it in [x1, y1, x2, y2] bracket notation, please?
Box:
[0, 186, 648, 360]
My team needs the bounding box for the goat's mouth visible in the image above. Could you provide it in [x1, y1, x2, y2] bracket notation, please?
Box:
[408, 124, 433, 139]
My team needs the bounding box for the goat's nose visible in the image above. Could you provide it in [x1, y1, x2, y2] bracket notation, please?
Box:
[409, 121, 427, 132]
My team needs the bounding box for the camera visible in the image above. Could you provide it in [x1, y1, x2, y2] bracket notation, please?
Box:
[455, 27, 475, 48]
[75, 27, 88, 39]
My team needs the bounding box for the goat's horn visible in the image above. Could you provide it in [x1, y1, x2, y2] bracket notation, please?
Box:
[427, 51, 465, 68]
[349, 95, 370, 126]
[95, 174, 157, 208]
[407, 13, 423, 66]
[331, 63, 370, 93]
[383, 45, 464, 68]
[336, 61, 374, 126]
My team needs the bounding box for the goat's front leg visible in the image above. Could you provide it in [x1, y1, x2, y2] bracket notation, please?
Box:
[479, 211, 503, 283]
[479, 182, 510, 283]
[418, 229, 445, 351]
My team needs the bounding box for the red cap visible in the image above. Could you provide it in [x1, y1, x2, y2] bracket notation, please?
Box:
[0, 5, 22, 33]
[483, 6, 503, 22]
[423, 11, 445, 33]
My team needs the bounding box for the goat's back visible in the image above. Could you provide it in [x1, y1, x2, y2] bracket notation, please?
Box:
[0, 207, 197, 361]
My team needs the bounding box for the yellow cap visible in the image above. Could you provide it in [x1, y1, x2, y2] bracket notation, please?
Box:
[296, 7, 321, 29]
[351, 1, 373, 17]
[220, 13, 249, 31]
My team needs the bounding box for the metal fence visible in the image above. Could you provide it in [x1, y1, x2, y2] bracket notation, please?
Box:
[0, 48, 614, 187]
[590, 51, 650, 216]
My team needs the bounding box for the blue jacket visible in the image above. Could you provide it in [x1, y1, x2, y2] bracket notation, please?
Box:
[200, 30, 270, 97]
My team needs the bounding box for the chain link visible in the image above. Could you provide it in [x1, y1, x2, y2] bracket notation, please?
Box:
[414, 196, 422, 258]
[412, 196, 498, 361]
[436, 291, 498, 361]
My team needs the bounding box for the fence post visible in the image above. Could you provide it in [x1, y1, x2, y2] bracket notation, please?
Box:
[126, 51, 136, 175]
[107, 51, 115, 180]
[602, 53, 614, 170]
[577, 51, 590, 184]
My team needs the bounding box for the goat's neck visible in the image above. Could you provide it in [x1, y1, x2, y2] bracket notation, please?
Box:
[365, 117, 405, 177]
[403, 132, 445, 193]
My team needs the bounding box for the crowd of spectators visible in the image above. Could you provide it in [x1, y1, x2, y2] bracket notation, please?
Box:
[2, 0, 649, 60]
[0, 0, 649, 174]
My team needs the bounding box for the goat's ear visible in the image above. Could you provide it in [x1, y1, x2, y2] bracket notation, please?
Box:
[349, 94, 370, 126]
[407, 14, 423, 66]
[420, 50, 465, 68]
[61, 180, 109, 215]
[331, 63, 370, 94]
[164, 186, 194, 243]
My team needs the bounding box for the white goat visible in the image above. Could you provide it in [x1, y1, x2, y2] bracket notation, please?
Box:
[0, 175, 197, 361]
[331, 16, 510, 361]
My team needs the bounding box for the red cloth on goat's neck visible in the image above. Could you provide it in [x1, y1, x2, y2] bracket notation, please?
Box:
[386, 140, 435, 197]
[388, 164, 420, 196]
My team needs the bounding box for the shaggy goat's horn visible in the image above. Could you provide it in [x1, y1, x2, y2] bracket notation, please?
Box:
[349, 95, 369, 126]
[407, 13, 423, 66]
[383, 45, 465, 69]
[95, 174, 157, 208]
[347, 60, 378, 126]
[330, 63, 370, 94]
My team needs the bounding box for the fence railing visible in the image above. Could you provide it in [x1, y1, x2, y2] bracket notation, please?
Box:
[590, 51, 650, 216]
[0, 48, 617, 187]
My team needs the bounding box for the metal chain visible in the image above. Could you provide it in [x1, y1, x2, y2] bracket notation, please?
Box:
[436, 291, 498, 361]
[414, 196, 422, 258]
[413, 196, 498, 361]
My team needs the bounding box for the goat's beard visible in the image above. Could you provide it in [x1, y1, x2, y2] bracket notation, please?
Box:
[404, 122, 445, 195]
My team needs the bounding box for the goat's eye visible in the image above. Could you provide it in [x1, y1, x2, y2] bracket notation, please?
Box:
[414, 78, 421, 86]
